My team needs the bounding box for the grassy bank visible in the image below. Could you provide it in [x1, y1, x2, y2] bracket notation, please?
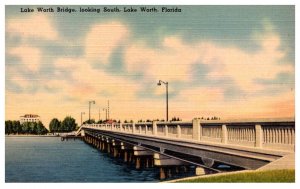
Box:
[176, 169, 295, 183]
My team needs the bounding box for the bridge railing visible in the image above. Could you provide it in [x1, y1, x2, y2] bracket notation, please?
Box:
[82, 118, 295, 152]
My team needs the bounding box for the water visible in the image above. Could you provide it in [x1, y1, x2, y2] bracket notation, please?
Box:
[5, 136, 159, 182]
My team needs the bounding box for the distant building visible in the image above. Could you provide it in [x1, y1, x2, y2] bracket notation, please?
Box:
[104, 120, 115, 124]
[20, 114, 40, 124]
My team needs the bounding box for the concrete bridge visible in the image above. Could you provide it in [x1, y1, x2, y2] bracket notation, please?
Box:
[76, 118, 295, 179]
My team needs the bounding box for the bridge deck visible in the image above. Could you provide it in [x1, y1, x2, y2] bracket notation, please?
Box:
[79, 118, 294, 171]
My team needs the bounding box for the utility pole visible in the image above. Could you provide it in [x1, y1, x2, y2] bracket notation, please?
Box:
[108, 100, 110, 120]
[103, 108, 107, 120]
[81, 112, 85, 125]
[88, 100, 95, 122]
[98, 107, 101, 122]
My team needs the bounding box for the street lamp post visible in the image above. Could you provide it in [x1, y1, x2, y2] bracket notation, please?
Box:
[81, 112, 85, 125]
[103, 108, 108, 121]
[98, 107, 101, 122]
[157, 80, 169, 121]
[88, 100, 95, 122]
[107, 100, 110, 120]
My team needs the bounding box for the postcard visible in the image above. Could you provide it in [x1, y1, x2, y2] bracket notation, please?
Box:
[5, 5, 295, 183]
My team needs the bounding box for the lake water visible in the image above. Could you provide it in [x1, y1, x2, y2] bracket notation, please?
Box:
[5, 136, 160, 182]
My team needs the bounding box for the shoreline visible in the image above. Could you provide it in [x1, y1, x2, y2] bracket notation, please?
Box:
[5, 134, 60, 137]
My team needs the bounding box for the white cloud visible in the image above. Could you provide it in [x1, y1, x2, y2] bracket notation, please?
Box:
[7, 14, 58, 41]
[8, 46, 41, 72]
[124, 28, 293, 93]
[124, 36, 199, 82]
[85, 21, 129, 65]
[53, 57, 141, 102]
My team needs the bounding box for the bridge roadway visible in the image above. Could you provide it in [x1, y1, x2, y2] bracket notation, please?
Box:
[77, 118, 294, 173]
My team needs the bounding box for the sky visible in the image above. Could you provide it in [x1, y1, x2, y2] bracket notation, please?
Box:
[5, 5, 295, 128]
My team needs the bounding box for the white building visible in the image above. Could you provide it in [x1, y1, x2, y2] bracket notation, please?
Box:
[20, 114, 40, 124]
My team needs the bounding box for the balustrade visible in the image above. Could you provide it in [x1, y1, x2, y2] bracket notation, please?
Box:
[82, 119, 295, 151]
[263, 126, 294, 145]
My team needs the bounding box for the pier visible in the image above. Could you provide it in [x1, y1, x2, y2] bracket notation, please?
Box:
[61, 134, 83, 141]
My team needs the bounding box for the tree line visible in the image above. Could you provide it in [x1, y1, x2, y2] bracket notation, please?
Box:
[82, 119, 119, 124]
[82, 117, 183, 124]
[5, 116, 78, 135]
[5, 120, 48, 135]
[198, 116, 221, 120]
[49, 116, 77, 133]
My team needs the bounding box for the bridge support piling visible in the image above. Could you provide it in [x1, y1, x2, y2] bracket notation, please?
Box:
[118, 149, 122, 158]
[129, 152, 133, 163]
[98, 140, 101, 149]
[107, 143, 111, 154]
[100, 141, 103, 150]
[182, 166, 188, 173]
[136, 157, 141, 169]
[145, 158, 149, 168]
[113, 148, 118, 157]
[102, 142, 106, 152]
[151, 158, 154, 167]
[167, 168, 172, 178]
[124, 151, 128, 162]
[160, 167, 166, 180]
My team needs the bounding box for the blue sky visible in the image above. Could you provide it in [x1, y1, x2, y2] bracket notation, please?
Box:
[5, 5, 295, 126]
